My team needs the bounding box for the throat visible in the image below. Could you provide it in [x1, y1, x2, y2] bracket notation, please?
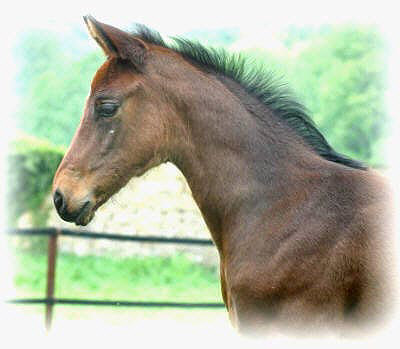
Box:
[171, 119, 319, 253]
[167, 72, 324, 253]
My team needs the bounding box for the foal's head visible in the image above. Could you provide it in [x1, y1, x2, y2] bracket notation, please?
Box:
[53, 16, 183, 225]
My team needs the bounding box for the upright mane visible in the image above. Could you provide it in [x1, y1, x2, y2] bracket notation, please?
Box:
[131, 24, 367, 170]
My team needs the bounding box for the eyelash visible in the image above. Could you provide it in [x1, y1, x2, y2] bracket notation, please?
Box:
[95, 100, 120, 118]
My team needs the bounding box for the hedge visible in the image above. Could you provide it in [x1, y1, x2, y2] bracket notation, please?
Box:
[6, 134, 66, 226]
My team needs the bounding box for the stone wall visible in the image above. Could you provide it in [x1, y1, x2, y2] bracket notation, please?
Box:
[25, 163, 219, 266]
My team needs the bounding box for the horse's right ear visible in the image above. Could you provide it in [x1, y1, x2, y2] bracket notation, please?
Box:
[83, 15, 148, 68]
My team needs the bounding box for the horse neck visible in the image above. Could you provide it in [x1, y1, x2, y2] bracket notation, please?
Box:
[168, 72, 325, 252]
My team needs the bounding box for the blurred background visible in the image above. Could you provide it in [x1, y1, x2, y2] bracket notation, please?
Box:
[1, 0, 398, 341]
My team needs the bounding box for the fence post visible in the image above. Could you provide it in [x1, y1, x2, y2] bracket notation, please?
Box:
[45, 228, 59, 331]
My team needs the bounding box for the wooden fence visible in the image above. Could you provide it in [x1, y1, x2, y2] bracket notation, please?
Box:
[6, 228, 225, 331]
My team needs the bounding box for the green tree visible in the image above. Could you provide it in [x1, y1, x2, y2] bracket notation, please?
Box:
[286, 26, 387, 166]
[7, 135, 65, 226]
[15, 25, 387, 166]
[184, 28, 240, 46]
[246, 25, 387, 167]
[15, 31, 103, 146]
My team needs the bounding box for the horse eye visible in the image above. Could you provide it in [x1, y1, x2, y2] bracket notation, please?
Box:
[96, 103, 119, 118]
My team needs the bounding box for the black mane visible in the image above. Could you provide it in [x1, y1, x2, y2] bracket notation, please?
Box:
[132, 24, 367, 170]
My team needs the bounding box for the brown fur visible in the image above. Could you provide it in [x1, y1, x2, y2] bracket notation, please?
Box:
[53, 17, 397, 336]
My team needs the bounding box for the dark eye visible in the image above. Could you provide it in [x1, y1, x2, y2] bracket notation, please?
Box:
[96, 102, 119, 118]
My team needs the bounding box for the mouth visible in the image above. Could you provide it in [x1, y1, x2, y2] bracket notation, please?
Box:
[54, 189, 110, 226]
[74, 201, 95, 226]
[74, 195, 108, 226]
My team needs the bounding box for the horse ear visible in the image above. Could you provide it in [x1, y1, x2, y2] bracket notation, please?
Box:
[83, 15, 148, 67]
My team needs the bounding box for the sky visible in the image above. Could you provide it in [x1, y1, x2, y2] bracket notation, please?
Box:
[1, 0, 400, 346]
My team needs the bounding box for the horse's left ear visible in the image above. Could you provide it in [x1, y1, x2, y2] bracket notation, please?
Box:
[84, 15, 148, 68]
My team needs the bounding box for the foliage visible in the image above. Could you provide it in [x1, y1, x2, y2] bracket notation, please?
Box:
[6, 135, 65, 226]
[184, 28, 240, 46]
[15, 30, 104, 146]
[287, 26, 387, 166]
[246, 25, 387, 167]
[280, 24, 333, 49]
[14, 24, 387, 166]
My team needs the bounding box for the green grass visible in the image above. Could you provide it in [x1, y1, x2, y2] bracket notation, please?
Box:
[12, 247, 222, 304]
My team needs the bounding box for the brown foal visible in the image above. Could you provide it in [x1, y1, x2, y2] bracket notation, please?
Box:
[53, 16, 396, 336]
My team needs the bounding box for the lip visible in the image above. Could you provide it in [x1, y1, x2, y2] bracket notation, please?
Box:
[75, 201, 94, 226]
[74, 194, 109, 226]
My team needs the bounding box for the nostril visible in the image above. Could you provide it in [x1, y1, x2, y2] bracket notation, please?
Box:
[53, 189, 65, 214]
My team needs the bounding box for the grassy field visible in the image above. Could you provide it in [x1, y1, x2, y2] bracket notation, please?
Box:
[12, 247, 222, 302]
[10, 240, 225, 328]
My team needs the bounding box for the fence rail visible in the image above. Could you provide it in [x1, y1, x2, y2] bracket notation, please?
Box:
[7, 227, 215, 244]
[9, 298, 224, 308]
[6, 227, 225, 331]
